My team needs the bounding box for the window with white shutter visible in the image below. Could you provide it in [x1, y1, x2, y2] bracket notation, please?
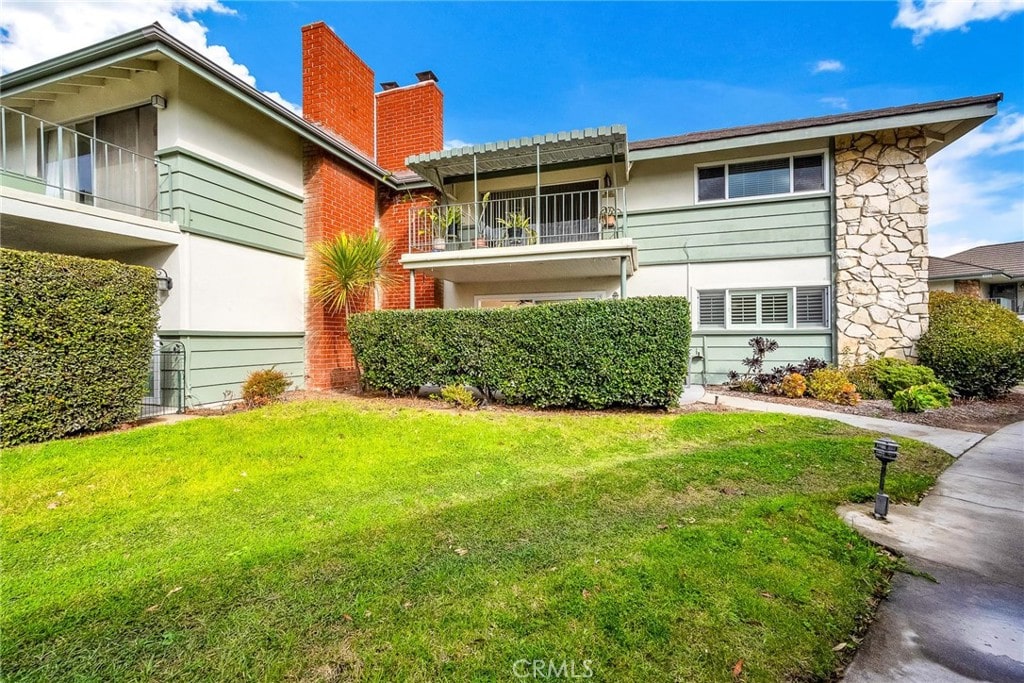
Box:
[698, 291, 725, 326]
[696, 286, 829, 329]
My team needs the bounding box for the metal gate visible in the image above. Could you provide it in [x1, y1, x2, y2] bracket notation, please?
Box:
[139, 341, 185, 419]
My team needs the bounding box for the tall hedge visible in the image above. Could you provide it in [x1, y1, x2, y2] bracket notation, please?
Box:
[917, 292, 1024, 398]
[1, 249, 159, 446]
[348, 297, 691, 408]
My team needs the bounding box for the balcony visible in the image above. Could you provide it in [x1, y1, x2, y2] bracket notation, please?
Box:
[401, 186, 636, 285]
[1, 106, 179, 255]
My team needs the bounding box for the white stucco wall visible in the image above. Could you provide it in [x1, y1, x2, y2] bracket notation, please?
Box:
[628, 256, 831, 301]
[184, 234, 304, 332]
[445, 276, 620, 309]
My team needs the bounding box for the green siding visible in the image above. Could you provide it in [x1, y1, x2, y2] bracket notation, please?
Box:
[159, 148, 304, 257]
[628, 196, 831, 265]
[159, 332, 304, 406]
[1, 170, 47, 194]
[689, 331, 832, 385]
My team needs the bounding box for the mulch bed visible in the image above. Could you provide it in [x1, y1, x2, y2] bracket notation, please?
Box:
[707, 385, 1024, 434]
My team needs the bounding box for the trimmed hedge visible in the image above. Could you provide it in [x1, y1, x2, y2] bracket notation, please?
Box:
[349, 297, 691, 408]
[918, 292, 1024, 398]
[1, 249, 159, 446]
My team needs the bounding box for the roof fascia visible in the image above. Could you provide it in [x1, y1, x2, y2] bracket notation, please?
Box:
[629, 102, 999, 162]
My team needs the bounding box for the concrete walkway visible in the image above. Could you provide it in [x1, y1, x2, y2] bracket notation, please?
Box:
[701, 392, 985, 457]
[840, 421, 1024, 682]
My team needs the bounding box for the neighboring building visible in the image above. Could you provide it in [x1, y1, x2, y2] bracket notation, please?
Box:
[930, 241, 1024, 315]
[0, 22, 1005, 397]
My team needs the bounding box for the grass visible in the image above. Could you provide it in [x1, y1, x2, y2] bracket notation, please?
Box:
[1, 400, 951, 681]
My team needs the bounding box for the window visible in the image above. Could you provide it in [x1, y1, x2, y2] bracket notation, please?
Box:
[698, 291, 725, 326]
[697, 153, 826, 202]
[696, 286, 829, 329]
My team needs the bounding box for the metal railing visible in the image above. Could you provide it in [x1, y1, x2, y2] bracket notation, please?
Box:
[987, 297, 1017, 312]
[138, 341, 186, 419]
[1, 105, 171, 221]
[408, 186, 626, 253]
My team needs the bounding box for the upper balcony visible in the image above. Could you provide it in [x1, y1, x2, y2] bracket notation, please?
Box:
[1, 105, 179, 255]
[400, 126, 636, 284]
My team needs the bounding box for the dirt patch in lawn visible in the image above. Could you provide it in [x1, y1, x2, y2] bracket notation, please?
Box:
[708, 385, 1024, 434]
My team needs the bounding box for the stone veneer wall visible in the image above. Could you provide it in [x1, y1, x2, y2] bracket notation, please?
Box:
[834, 127, 929, 365]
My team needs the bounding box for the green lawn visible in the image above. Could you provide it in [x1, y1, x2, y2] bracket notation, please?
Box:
[2, 400, 950, 682]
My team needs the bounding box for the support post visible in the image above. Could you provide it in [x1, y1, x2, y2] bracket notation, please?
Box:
[619, 256, 627, 299]
[409, 271, 416, 310]
[535, 145, 541, 243]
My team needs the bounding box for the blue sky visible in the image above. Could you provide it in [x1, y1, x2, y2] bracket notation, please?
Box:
[3, 1, 1022, 256]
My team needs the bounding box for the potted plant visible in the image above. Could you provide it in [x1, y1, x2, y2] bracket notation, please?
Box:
[599, 206, 621, 235]
[496, 211, 536, 246]
[418, 204, 462, 251]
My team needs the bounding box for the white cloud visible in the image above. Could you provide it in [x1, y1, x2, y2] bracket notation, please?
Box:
[927, 113, 1024, 256]
[444, 139, 473, 150]
[0, 1, 301, 112]
[893, 0, 1024, 45]
[819, 96, 849, 110]
[812, 59, 845, 74]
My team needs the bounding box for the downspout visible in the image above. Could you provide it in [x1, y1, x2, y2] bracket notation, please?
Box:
[828, 137, 839, 365]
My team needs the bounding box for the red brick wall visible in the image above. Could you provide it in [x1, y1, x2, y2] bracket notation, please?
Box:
[301, 21, 375, 158]
[303, 144, 377, 389]
[379, 190, 443, 310]
[375, 81, 444, 171]
[302, 22, 445, 389]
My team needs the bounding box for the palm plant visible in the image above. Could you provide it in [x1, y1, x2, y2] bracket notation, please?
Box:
[310, 230, 397, 317]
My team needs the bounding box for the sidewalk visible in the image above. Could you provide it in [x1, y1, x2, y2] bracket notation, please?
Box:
[840, 421, 1024, 682]
[701, 392, 985, 457]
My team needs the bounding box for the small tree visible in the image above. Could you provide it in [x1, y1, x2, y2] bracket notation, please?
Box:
[310, 230, 399, 384]
[310, 230, 398, 318]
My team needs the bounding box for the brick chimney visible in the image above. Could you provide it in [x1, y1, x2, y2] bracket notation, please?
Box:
[301, 21, 375, 158]
[375, 74, 444, 171]
[300, 22, 445, 390]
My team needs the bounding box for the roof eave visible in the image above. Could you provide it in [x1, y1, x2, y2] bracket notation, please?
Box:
[629, 100, 999, 161]
[0, 24, 396, 188]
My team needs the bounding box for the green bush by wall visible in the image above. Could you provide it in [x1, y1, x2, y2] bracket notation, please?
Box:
[1, 249, 159, 446]
[918, 292, 1024, 398]
[349, 297, 691, 408]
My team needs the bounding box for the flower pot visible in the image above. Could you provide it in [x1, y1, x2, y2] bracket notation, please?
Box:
[432, 237, 447, 251]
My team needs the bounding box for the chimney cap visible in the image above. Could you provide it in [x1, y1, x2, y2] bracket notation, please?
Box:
[415, 70, 439, 84]
[380, 81, 399, 91]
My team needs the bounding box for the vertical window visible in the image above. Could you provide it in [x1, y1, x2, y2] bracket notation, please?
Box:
[793, 155, 825, 192]
[796, 287, 828, 326]
[697, 166, 726, 201]
[730, 293, 757, 325]
[698, 291, 725, 326]
[760, 292, 790, 324]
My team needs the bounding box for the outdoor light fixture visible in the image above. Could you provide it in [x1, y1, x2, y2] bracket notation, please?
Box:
[155, 268, 173, 292]
[873, 437, 899, 519]
[150, 94, 167, 110]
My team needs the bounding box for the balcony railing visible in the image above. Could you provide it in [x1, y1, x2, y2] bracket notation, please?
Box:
[988, 297, 1018, 312]
[408, 186, 626, 253]
[1, 106, 171, 221]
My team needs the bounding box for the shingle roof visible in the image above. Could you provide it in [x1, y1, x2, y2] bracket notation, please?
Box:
[930, 241, 1024, 280]
[630, 93, 1004, 151]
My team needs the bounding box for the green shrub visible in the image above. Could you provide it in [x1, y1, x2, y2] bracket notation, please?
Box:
[864, 357, 938, 398]
[439, 385, 477, 409]
[349, 297, 691, 409]
[807, 368, 860, 405]
[918, 292, 1024, 398]
[844, 364, 887, 400]
[892, 382, 953, 413]
[241, 368, 291, 408]
[0, 249, 159, 446]
[779, 372, 806, 398]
